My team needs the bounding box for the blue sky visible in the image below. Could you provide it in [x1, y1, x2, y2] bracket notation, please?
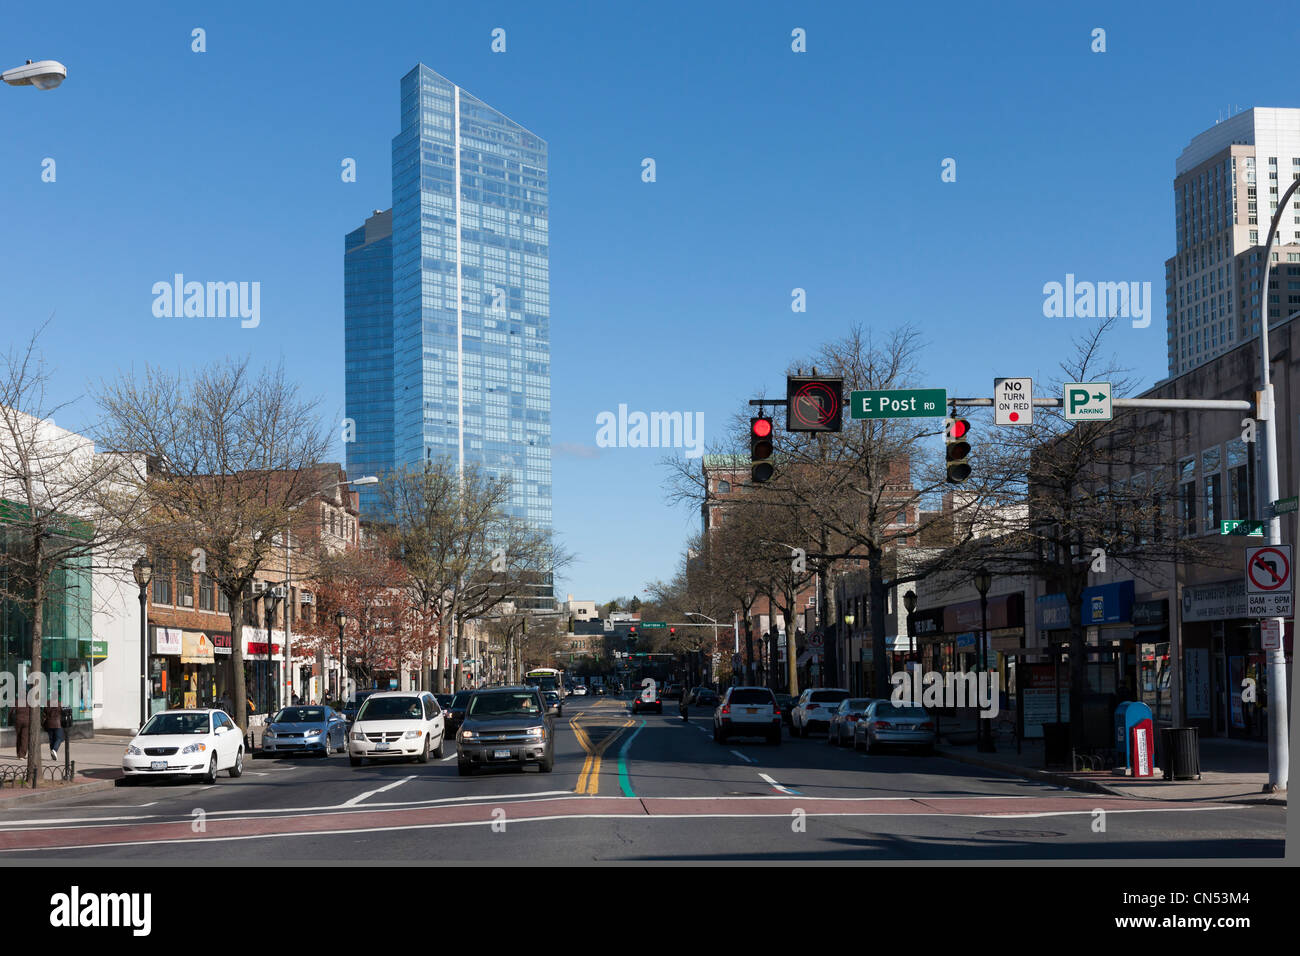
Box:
[0, 1, 1278, 602]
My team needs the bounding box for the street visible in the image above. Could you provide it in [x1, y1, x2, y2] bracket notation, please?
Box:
[0, 696, 1282, 863]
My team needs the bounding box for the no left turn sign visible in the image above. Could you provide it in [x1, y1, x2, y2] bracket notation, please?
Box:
[1246, 545, 1292, 593]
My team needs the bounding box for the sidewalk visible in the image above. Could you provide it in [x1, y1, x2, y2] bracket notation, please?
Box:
[935, 717, 1286, 806]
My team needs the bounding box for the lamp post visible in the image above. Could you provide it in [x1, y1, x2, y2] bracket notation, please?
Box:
[973, 569, 995, 753]
[903, 590, 918, 689]
[843, 613, 855, 694]
[132, 557, 153, 727]
[335, 609, 347, 704]
[261, 585, 284, 721]
[2, 59, 67, 90]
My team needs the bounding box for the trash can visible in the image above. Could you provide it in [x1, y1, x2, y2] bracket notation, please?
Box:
[1043, 722, 1070, 768]
[1160, 727, 1201, 781]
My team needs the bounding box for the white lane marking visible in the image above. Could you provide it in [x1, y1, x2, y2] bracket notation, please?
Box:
[758, 773, 799, 795]
[729, 750, 756, 764]
[441, 753, 457, 761]
[3, 804, 1252, 853]
[342, 775, 416, 807]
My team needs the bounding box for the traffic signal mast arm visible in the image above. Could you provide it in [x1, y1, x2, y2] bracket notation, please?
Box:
[947, 397, 1252, 411]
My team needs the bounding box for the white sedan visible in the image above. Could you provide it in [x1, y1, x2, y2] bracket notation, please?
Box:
[122, 709, 245, 783]
[572, 685, 588, 696]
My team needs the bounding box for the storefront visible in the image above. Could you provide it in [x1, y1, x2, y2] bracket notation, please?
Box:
[243, 628, 283, 716]
[1178, 579, 1286, 740]
[1132, 599, 1172, 724]
[1036, 582, 1135, 700]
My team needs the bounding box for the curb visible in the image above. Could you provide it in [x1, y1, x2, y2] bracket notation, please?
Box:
[0, 778, 117, 806]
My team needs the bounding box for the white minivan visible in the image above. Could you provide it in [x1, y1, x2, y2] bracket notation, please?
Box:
[348, 691, 446, 766]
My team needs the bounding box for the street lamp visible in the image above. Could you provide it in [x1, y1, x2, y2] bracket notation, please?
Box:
[335, 610, 347, 704]
[973, 569, 995, 753]
[261, 585, 285, 723]
[132, 557, 153, 727]
[2, 59, 66, 90]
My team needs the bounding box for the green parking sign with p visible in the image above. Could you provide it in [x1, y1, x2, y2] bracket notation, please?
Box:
[1063, 382, 1112, 421]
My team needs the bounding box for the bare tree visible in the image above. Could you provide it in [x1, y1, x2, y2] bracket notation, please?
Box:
[94, 358, 331, 731]
[0, 330, 152, 782]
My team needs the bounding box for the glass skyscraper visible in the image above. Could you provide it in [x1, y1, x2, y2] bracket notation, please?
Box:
[346, 64, 552, 531]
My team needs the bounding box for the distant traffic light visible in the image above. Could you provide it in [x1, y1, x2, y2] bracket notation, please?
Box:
[669, 626, 676, 637]
[945, 417, 971, 483]
[751, 416, 774, 483]
[786, 376, 844, 433]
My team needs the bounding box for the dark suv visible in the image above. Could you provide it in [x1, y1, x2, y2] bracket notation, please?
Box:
[456, 686, 554, 776]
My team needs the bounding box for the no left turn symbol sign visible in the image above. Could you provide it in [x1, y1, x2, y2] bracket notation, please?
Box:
[1246, 545, 1291, 593]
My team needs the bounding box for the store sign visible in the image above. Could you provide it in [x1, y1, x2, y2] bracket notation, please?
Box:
[1036, 582, 1134, 630]
[90, 640, 109, 660]
[182, 632, 215, 664]
[153, 627, 182, 655]
[1131, 599, 1168, 628]
[943, 593, 1024, 633]
[1180, 580, 1248, 622]
[212, 633, 232, 657]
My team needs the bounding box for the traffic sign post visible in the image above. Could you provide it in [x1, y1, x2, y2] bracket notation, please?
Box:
[993, 378, 1033, 425]
[850, 389, 947, 419]
[1246, 545, 1293, 617]
[1063, 382, 1113, 421]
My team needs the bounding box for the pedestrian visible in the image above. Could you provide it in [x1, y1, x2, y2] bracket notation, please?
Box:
[43, 699, 65, 762]
[14, 685, 33, 759]
[219, 691, 233, 715]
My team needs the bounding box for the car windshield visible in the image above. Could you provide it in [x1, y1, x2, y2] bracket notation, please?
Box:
[140, 713, 210, 735]
[435, 695, 453, 707]
[356, 697, 424, 721]
[468, 691, 542, 717]
[273, 707, 325, 724]
[729, 689, 774, 705]
[847, 699, 875, 710]
[451, 692, 471, 708]
[873, 703, 932, 717]
[811, 690, 849, 703]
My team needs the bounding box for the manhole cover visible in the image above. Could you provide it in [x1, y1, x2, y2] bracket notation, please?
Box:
[976, 829, 1066, 839]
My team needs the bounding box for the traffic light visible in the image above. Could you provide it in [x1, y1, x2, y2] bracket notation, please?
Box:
[945, 417, 971, 483]
[751, 416, 774, 483]
[669, 627, 676, 636]
[786, 376, 844, 432]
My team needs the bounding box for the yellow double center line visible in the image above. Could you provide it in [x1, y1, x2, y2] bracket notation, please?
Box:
[571, 707, 634, 795]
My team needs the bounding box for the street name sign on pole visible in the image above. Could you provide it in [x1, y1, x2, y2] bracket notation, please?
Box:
[1246, 544, 1294, 617]
[993, 378, 1033, 425]
[1272, 496, 1298, 517]
[1221, 519, 1265, 537]
[640, 622, 666, 629]
[1063, 382, 1113, 421]
[850, 389, 947, 419]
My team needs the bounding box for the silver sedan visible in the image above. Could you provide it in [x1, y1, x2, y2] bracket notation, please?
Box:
[855, 701, 937, 754]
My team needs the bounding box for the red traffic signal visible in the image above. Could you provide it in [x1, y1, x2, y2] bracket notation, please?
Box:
[945, 417, 971, 483]
[751, 417, 775, 483]
[669, 626, 676, 636]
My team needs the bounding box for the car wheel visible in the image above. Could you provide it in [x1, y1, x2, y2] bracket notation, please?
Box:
[417, 734, 430, 764]
[320, 739, 331, 759]
[228, 747, 244, 778]
[457, 760, 475, 777]
[349, 755, 362, 768]
[203, 754, 218, 785]
[432, 731, 445, 759]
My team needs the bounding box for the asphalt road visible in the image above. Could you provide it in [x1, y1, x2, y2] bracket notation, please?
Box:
[0, 696, 1284, 863]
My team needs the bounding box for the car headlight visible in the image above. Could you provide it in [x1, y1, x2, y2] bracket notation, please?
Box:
[403, 730, 422, 739]
[459, 729, 477, 741]
[263, 729, 276, 739]
[126, 745, 143, 756]
[181, 742, 207, 755]
[351, 731, 367, 742]
[525, 726, 545, 739]
[305, 729, 323, 737]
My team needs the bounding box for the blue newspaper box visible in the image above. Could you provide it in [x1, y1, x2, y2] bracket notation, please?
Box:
[1114, 701, 1153, 770]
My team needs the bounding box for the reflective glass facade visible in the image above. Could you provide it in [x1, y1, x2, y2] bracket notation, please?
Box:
[348, 64, 551, 529]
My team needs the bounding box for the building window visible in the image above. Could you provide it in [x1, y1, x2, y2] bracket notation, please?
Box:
[1178, 458, 1197, 537]
[152, 557, 173, 605]
[199, 574, 214, 611]
[176, 567, 194, 608]
[1227, 439, 1255, 520]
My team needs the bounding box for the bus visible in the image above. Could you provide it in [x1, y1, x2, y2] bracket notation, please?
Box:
[524, 667, 564, 695]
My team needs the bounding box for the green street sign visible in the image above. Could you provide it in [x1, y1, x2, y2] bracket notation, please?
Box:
[1221, 519, 1265, 537]
[639, 622, 666, 629]
[1273, 497, 1298, 516]
[849, 389, 947, 419]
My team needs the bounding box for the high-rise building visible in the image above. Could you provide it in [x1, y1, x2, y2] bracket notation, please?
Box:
[1166, 107, 1300, 378]
[345, 64, 552, 530]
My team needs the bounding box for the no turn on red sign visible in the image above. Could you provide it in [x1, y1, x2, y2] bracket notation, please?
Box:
[1246, 545, 1293, 617]
[994, 378, 1033, 425]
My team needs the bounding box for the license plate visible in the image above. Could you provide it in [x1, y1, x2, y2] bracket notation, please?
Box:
[493, 749, 511, 759]
[150, 761, 166, 771]
[375, 742, 390, 751]
[746, 708, 757, 714]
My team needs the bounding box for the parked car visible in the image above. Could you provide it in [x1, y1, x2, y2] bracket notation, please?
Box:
[713, 686, 781, 745]
[262, 705, 348, 757]
[775, 693, 798, 727]
[572, 685, 588, 697]
[690, 687, 720, 707]
[827, 698, 879, 746]
[122, 709, 245, 784]
[444, 691, 471, 736]
[347, 691, 446, 766]
[857, 701, 937, 754]
[790, 688, 850, 736]
[662, 683, 684, 700]
[457, 686, 554, 775]
[544, 690, 564, 716]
